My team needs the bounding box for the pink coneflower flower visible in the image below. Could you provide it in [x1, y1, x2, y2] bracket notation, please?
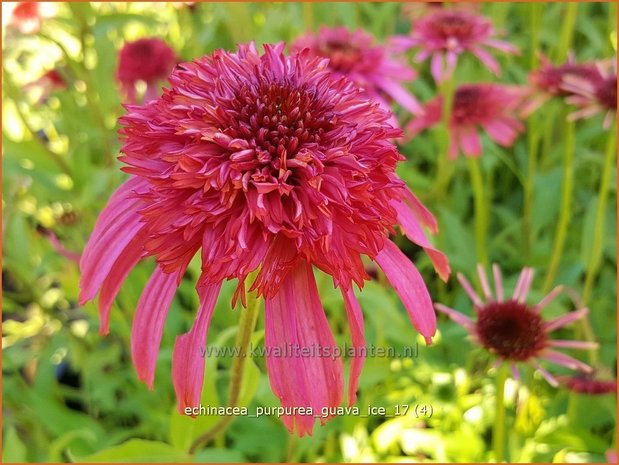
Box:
[562, 60, 617, 129]
[116, 37, 177, 104]
[436, 265, 596, 386]
[79, 43, 449, 436]
[561, 372, 617, 395]
[291, 26, 423, 126]
[391, 9, 518, 83]
[406, 83, 525, 158]
[24, 68, 67, 104]
[521, 55, 601, 117]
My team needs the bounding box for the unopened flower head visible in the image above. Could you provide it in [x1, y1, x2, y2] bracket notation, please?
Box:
[391, 9, 518, 83]
[292, 26, 424, 125]
[435, 264, 595, 387]
[406, 83, 525, 158]
[80, 43, 449, 436]
[116, 37, 177, 103]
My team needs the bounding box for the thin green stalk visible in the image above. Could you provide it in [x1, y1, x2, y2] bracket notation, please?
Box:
[189, 286, 261, 454]
[468, 157, 489, 267]
[583, 130, 617, 304]
[524, 118, 540, 258]
[493, 363, 509, 462]
[434, 75, 456, 199]
[543, 121, 575, 293]
[555, 2, 578, 63]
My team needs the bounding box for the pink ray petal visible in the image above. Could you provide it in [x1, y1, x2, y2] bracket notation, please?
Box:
[483, 39, 519, 54]
[172, 280, 222, 414]
[434, 303, 475, 332]
[534, 285, 563, 313]
[374, 76, 425, 116]
[542, 350, 593, 373]
[431, 52, 444, 83]
[401, 186, 439, 234]
[265, 260, 343, 436]
[457, 272, 483, 307]
[341, 286, 365, 406]
[391, 199, 450, 281]
[544, 308, 589, 332]
[132, 266, 183, 389]
[548, 340, 599, 350]
[471, 46, 501, 76]
[98, 230, 147, 334]
[375, 240, 437, 344]
[492, 263, 504, 302]
[515, 268, 534, 303]
[476, 264, 493, 301]
[481, 118, 518, 147]
[511, 363, 521, 381]
[458, 127, 482, 157]
[532, 362, 559, 387]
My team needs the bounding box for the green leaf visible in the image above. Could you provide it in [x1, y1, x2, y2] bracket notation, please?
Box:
[2, 427, 27, 463]
[194, 448, 246, 463]
[75, 439, 191, 463]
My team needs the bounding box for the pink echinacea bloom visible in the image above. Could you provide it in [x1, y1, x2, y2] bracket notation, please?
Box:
[562, 60, 617, 129]
[79, 43, 450, 436]
[391, 9, 518, 83]
[436, 265, 596, 387]
[116, 37, 177, 104]
[406, 83, 525, 158]
[291, 26, 424, 126]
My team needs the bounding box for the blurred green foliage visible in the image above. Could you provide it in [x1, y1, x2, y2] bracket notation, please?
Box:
[2, 2, 617, 463]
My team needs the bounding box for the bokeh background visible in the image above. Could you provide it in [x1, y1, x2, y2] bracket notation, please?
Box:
[2, 2, 617, 463]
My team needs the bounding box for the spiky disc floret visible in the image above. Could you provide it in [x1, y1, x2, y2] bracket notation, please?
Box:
[119, 43, 405, 300]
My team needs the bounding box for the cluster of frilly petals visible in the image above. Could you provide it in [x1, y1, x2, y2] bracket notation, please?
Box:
[116, 37, 177, 103]
[79, 43, 450, 436]
[391, 9, 518, 83]
[562, 60, 617, 129]
[406, 83, 525, 158]
[436, 265, 596, 387]
[291, 26, 424, 127]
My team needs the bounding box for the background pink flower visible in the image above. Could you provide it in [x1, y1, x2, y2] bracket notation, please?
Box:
[80, 43, 449, 436]
[436, 265, 596, 386]
[291, 26, 424, 126]
[562, 60, 617, 128]
[406, 83, 525, 158]
[116, 37, 177, 103]
[391, 9, 518, 83]
[521, 55, 600, 117]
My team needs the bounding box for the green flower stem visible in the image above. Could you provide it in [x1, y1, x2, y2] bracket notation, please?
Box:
[493, 363, 509, 462]
[434, 74, 456, 200]
[583, 129, 617, 304]
[468, 157, 489, 267]
[543, 120, 575, 293]
[555, 2, 578, 63]
[189, 285, 261, 454]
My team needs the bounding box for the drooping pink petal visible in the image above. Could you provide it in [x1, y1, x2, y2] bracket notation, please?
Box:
[481, 118, 519, 147]
[79, 177, 148, 304]
[457, 272, 483, 307]
[391, 199, 450, 281]
[471, 46, 501, 75]
[172, 280, 222, 414]
[548, 340, 599, 350]
[98, 230, 147, 334]
[374, 76, 424, 116]
[431, 52, 444, 83]
[341, 286, 365, 406]
[532, 362, 559, 387]
[375, 240, 436, 344]
[458, 127, 482, 157]
[401, 186, 439, 234]
[132, 266, 183, 389]
[264, 260, 343, 436]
